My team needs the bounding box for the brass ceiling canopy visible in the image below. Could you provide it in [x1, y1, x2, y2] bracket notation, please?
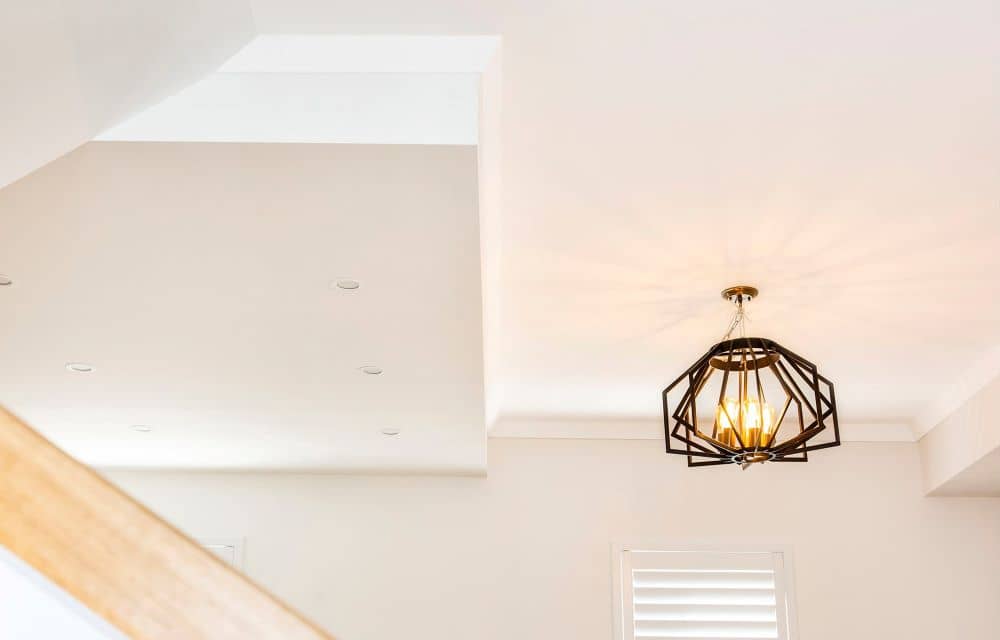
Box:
[721, 285, 758, 303]
[662, 285, 840, 468]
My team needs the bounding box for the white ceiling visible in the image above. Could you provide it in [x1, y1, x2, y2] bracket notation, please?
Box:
[0, 143, 485, 472]
[96, 36, 499, 144]
[1, 0, 999, 471]
[266, 0, 995, 429]
[0, 1, 253, 189]
[480, 0, 1000, 429]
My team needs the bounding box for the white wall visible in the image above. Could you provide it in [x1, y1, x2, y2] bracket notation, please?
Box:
[107, 439, 1000, 640]
[921, 372, 1000, 495]
[0, 545, 125, 640]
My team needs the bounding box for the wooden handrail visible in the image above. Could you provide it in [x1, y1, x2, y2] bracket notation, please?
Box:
[0, 407, 335, 639]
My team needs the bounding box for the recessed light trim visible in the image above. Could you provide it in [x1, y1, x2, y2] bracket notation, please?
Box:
[66, 362, 96, 373]
[130, 425, 152, 433]
[0, 275, 12, 286]
[359, 365, 383, 375]
[333, 279, 360, 290]
[380, 428, 400, 436]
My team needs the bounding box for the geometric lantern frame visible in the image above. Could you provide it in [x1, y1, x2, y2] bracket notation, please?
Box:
[663, 288, 840, 468]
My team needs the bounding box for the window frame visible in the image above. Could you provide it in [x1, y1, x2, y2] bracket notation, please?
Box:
[611, 542, 800, 640]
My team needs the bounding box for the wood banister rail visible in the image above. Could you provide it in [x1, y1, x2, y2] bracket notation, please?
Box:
[0, 407, 335, 639]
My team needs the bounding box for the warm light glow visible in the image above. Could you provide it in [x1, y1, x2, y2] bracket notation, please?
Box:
[664, 287, 841, 467]
[715, 396, 776, 449]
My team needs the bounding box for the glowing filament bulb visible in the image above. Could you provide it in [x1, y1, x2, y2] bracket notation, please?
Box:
[758, 401, 777, 447]
[715, 397, 739, 447]
[715, 396, 776, 449]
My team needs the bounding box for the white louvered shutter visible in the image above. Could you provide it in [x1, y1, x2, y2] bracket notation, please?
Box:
[619, 550, 794, 640]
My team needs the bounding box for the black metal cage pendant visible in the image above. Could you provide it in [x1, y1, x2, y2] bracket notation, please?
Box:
[663, 287, 840, 468]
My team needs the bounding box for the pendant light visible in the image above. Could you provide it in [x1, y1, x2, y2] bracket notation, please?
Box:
[662, 286, 840, 468]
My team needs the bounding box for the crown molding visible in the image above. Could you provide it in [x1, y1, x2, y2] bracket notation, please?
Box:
[489, 416, 915, 443]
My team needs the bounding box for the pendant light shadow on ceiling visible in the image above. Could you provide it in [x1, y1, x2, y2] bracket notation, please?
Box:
[662, 286, 840, 469]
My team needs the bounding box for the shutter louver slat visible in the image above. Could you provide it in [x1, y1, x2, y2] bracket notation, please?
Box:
[623, 551, 789, 640]
[633, 588, 776, 606]
[634, 619, 778, 638]
[634, 604, 777, 622]
[633, 570, 775, 590]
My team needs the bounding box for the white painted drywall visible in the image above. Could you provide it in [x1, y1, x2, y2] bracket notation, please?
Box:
[0, 545, 125, 640]
[217, 35, 501, 73]
[0, 0, 253, 189]
[95, 72, 482, 144]
[920, 372, 1000, 495]
[0, 142, 485, 473]
[96, 35, 501, 145]
[107, 439, 1000, 640]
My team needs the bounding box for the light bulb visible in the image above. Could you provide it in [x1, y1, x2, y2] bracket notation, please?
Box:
[759, 402, 777, 446]
[742, 397, 762, 448]
[715, 395, 776, 450]
[715, 397, 739, 446]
